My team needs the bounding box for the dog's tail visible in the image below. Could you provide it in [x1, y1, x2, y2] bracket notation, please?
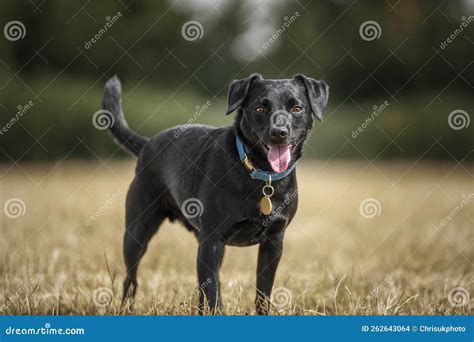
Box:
[101, 76, 149, 156]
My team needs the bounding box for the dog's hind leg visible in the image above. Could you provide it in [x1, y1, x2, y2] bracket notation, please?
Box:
[122, 177, 164, 304]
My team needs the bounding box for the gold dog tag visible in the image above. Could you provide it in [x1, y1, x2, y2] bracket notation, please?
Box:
[260, 178, 275, 216]
[260, 196, 272, 215]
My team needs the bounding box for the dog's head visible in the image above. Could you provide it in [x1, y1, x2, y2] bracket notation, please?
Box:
[226, 74, 329, 173]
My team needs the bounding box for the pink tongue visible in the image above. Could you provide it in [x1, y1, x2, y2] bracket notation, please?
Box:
[267, 145, 291, 173]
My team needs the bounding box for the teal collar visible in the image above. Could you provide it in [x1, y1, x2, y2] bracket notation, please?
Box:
[235, 135, 296, 182]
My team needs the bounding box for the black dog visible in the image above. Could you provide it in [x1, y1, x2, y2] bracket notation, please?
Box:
[101, 73, 328, 314]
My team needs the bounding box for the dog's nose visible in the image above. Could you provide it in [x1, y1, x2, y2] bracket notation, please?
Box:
[270, 127, 288, 138]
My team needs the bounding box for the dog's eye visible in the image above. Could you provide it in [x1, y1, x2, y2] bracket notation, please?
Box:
[292, 106, 303, 113]
[255, 106, 265, 113]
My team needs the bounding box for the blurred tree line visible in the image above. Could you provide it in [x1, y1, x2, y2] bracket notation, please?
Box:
[0, 0, 472, 161]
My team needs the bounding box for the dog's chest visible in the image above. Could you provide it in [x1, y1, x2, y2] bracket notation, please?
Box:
[224, 185, 297, 246]
[225, 219, 267, 246]
[240, 178, 297, 217]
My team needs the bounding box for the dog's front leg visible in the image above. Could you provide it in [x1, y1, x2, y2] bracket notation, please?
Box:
[197, 237, 225, 314]
[255, 230, 284, 315]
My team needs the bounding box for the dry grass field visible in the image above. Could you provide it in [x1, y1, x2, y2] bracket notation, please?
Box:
[0, 160, 472, 315]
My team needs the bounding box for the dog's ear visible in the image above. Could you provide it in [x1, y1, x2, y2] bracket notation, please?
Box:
[293, 74, 329, 121]
[226, 73, 262, 115]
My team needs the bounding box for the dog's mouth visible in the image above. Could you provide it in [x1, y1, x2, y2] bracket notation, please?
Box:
[266, 144, 292, 173]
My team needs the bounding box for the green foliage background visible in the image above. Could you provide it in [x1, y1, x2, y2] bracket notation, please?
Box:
[0, 0, 472, 161]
